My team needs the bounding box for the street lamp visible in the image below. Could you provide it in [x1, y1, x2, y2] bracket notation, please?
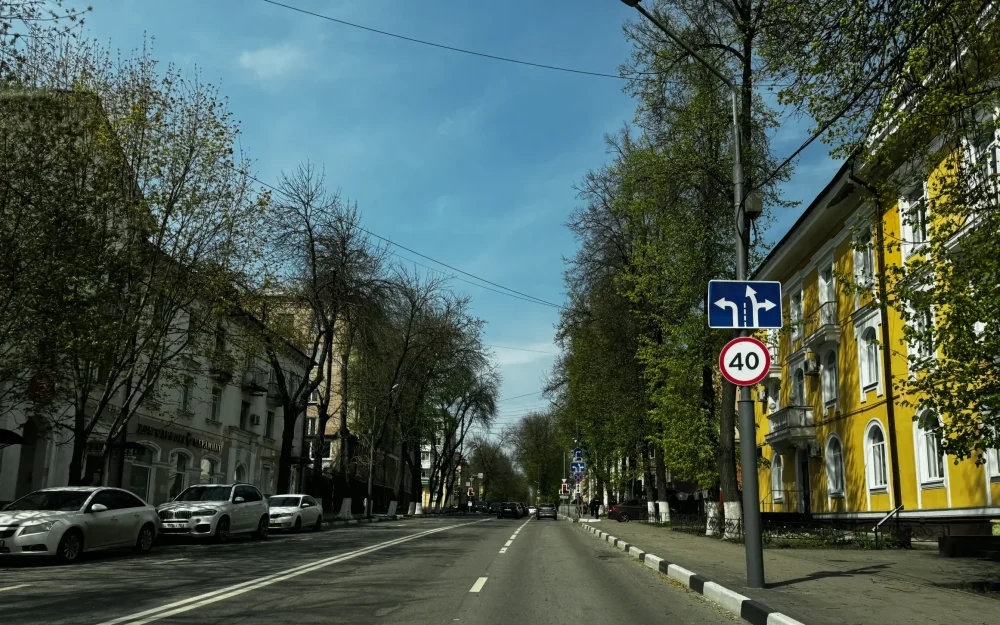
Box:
[619, 0, 765, 588]
[366, 383, 400, 519]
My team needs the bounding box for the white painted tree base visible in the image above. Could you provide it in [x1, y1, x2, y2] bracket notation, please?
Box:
[723, 500, 743, 540]
[705, 501, 720, 536]
[414, 502, 424, 515]
[657, 500, 670, 523]
[407, 502, 416, 515]
[338, 497, 353, 520]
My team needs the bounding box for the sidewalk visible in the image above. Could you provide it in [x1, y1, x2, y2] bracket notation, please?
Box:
[579, 520, 1000, 625]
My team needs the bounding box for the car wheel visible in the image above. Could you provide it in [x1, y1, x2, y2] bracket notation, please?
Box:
[619, 513, 630, 523]
[252, 514, 269, 539]
[314, 515, 323, 531]
[134, 523, 156, 554]
[293, 517, 302, 533]
[215, 516, 231, 543]
[56, 529, 84, 564]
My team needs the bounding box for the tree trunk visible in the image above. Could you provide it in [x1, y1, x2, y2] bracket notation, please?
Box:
[338, 346, 352, 486]
[641, 441, 656, 520]
[409, 440, 422, 511]
[277, 398, 298, 493]
[654, 440, 670, 523]
[68, 393, 90, 486]
[718, 380, 741, 539]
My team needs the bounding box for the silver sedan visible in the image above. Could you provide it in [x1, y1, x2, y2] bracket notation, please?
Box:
[0, 487, 159, 563]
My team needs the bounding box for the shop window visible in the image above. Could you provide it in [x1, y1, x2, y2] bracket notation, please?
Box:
[127, 444, 154, 502]
[169, 452, 190, 499]
[200, 457, 217, 484]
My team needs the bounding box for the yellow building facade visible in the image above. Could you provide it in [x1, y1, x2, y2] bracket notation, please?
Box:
[753, 161, 1000, 528]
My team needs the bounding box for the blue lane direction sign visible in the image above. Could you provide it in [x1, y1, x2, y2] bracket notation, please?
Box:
[570, 461, 586, 474]
[573, 447, 583, 460]
[708, 280, 782, 329]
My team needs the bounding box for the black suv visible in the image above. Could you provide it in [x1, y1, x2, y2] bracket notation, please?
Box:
[497, 502, 520, 519]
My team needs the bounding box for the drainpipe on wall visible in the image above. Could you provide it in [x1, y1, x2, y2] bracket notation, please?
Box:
[848, 162, 904, 511]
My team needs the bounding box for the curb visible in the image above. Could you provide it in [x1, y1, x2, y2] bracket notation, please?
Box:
[323, 513, 407, 527]
[579, 523, 806, 625]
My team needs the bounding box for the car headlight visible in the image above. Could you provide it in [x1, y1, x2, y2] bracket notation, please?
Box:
[191, 509, 218, 516]
[21, 521, 54, 536]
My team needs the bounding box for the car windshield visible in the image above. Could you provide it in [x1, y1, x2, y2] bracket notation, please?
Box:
[174, 486, 232, 502]
[540, 504, 555, 509]
[269, 496, 301, 507]
[4, 490, 94, 512]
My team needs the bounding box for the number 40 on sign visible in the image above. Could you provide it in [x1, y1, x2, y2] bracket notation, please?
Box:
[719, 337, 771, 386]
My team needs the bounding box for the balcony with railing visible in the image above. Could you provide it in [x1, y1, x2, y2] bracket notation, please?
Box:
[242, 367, 269, 395]
[765, 406, 815, 455]
[803, 300, 840, 351]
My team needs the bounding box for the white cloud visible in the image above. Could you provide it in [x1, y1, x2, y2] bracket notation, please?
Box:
[238, 42, 306, 81]
[437, 105, 482, 137]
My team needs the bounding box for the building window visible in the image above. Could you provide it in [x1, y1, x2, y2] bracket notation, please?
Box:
[307, 417, 317, 436]
[239, 400, 251, 430]
[901, 188, 929, 259]
[214, 326, 227, 354]
[790, 290, 803, 340]
[866, 422, 889, 491]
[826, 435, 845, 497]
[793, 368, 805, 405]
[818, 266, 836, 324]
[771, 455, 784, 502]
[822, 350, 838, 407]
[169, 452, 189, 499]
[211, 387, 222, 421]
[260, 464, 272, 494]
[127, 445, 154, 502]
[911, 306, 935, 361]
[988, 447, 1000, 480]
[310, 389, 320, 404]
[860, 327, 880, 390]
[181, 377, 194, 413]
[235, 464, 247, 483]
[200, 458, 217, 484]
[767, 381, 781, 415]
[916, 412, 945, 486]
[856, 228, 875, 287]
[266, 411, 275, 438]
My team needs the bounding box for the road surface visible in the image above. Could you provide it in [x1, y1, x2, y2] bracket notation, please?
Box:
[0, 516, 736, 624]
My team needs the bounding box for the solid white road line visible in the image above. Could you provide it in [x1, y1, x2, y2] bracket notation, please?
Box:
[97, 521, 485, 625]
[0, 584, 31, 592]
[469, 577, 489, 593]
[153, 558, 189, 564]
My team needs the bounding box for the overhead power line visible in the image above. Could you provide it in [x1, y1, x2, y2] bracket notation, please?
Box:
[259, 0, 642, 81]
[497, 390, 545, 402]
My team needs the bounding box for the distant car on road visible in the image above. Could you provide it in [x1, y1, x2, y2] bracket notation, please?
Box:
[528, 505, 537, 515]
[0, 486, 158, 563]
[474, 500, 489, 513]
[157, 483, 269, 542]
[536, 502, 557, 520]
[489, 502, 501, 514]
[497, 502, 520, 519]
[267, 494, 323, 532]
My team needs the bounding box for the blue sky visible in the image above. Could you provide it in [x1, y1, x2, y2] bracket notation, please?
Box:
[73, 0, 839, 432]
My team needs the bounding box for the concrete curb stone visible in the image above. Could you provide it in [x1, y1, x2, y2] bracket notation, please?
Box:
[579, 523, 806, 625]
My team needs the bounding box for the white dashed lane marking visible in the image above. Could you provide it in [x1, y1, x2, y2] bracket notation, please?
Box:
[469, 577, 488, 593]
[0, 584, 32, 592]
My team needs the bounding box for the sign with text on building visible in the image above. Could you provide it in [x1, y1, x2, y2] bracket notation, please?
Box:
[719, 337, 771, 386]
[708, 280, 782, 329]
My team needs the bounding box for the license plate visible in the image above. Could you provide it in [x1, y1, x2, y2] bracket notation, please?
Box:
[163, 522, 186, 528]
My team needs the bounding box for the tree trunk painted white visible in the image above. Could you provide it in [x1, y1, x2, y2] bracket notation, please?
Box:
[414, 501, 424, 515]
[646, 500, 657, 522]
[407, 501, 416, 515]
[338, 497, 353, 520]
[723, 500, 743, 540]
[705, 501, 720, 536]
[657, 500, 670, 523]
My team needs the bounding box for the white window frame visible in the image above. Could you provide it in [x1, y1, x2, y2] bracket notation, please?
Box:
[865, 420, 889, 493]
[825, 433, 846, 498]
[853, 307, 884, 401]
[900, 183, 930, 260]
[210, 386, 222, 422]
[771, 454, 784, 502]
[987, 447, 1000, 481]
[854, 226, 876, 292]
[792, 367, 806, 406]
[915, 412, 946, 488]
[790, 289, 804, 342]
[821, 349, 839, 409]
[962, 107, 999, 225]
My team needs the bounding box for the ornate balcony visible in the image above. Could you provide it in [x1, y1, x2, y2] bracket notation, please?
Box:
[765, 406, 815, 455]
[803, 300, 840, 351]
[241, 368, 269, 395]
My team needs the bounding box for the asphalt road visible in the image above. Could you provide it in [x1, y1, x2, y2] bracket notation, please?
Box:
[0, 516, 737, 624]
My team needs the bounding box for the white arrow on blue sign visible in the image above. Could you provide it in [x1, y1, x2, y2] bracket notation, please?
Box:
[573, 448, 583, 460]
[708, 280, 782, 329]
[570, 461, 586, 473]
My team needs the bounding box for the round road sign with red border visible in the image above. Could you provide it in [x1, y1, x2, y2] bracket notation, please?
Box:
[719, 337, 771, 386]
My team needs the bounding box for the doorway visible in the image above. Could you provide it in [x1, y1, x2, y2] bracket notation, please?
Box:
[796, 448, 811, 514]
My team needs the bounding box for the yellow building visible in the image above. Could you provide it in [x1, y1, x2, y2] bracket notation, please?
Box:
[753, 160, 1000, 530]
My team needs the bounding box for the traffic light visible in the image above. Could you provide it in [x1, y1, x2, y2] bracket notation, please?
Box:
[560, 483, 569, 495]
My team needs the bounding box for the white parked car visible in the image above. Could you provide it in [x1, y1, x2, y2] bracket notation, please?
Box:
[267, 494, 323, 532]
[157, 483, 269, 542]
[528, 505, 537, 515]
[0, 486, 158, 563]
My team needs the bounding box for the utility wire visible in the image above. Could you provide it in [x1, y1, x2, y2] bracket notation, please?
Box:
[497, 390, 545, 402]
[259, 0, 645, 81]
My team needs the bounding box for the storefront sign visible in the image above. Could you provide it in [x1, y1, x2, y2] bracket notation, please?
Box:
[136, 423, 222, 453]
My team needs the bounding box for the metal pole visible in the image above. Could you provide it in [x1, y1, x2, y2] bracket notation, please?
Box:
[621, 0, 764, 588]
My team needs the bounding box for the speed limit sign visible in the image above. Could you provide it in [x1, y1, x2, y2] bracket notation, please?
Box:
[719, 337, 771, 386]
